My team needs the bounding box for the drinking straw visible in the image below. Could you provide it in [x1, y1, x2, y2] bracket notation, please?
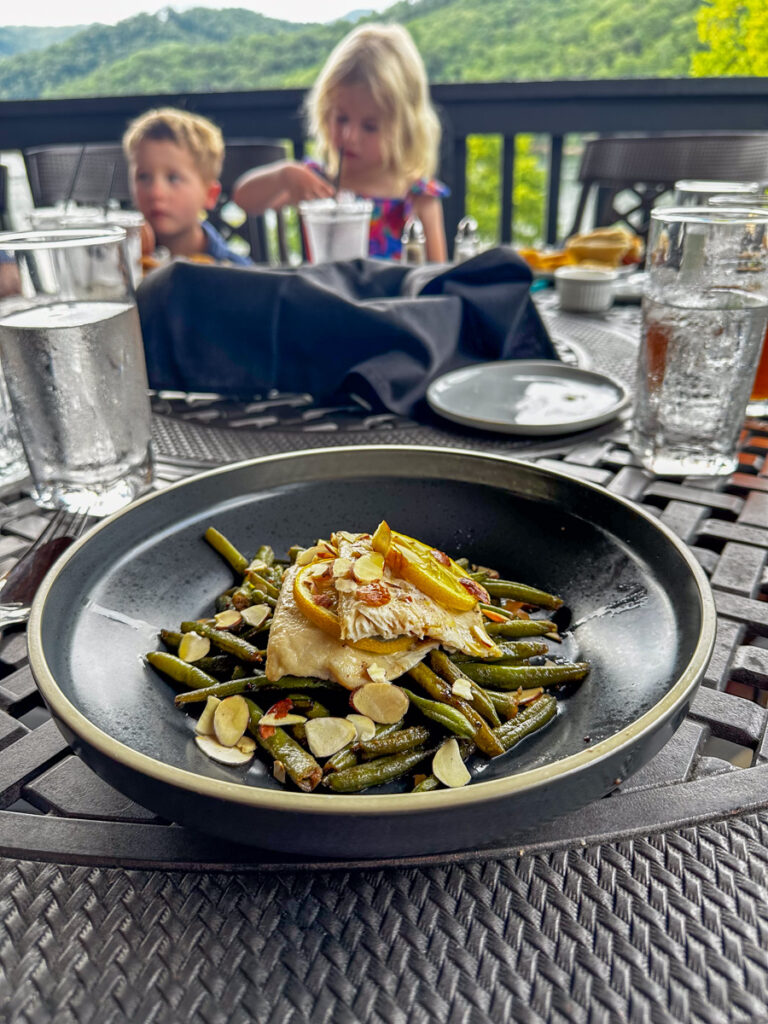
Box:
[64, 145, 87, 211]
[103, 161, 118, 215]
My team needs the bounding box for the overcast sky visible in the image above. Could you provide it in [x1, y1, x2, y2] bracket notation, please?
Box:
[1, 0, 397, 28]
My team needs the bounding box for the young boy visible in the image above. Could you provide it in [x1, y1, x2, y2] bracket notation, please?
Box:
[123, 108, 251, 266]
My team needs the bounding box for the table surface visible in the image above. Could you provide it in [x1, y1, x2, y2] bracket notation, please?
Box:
[1, 296, 767, 1023]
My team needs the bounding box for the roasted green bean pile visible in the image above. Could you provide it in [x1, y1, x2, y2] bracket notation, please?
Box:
[146, 527, 590, 793]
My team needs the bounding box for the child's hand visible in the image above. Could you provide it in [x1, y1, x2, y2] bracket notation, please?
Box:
[280, 163, 335, 204]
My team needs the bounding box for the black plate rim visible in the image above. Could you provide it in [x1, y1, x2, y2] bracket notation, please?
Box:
[28, 445, 716, 818]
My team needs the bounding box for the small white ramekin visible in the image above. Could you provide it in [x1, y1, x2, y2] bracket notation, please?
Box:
[554, 266, 617, 313]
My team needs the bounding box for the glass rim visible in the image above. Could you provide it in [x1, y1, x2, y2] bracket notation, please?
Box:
[673, 178, 765, 193]
[651, 205, 768, 225]
[707, 193, 768, 207]
[0, 226, 127, 250]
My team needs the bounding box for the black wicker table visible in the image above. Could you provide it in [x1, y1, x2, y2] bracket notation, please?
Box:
[1, 301, 767, 1023]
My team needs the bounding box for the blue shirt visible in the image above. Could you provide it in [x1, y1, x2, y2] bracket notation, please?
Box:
[201, 220, 252, 266]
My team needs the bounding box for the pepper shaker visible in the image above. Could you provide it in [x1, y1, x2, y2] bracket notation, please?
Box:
[454, 216, 479, 262]
[401, 215, 426, 265]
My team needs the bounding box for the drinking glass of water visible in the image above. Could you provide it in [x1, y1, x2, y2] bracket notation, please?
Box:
[630, 206, 768, 476]
[0, 227, 153, 514]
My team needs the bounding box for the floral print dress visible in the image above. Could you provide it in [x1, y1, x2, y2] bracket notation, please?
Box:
[305, 160, 449, 260]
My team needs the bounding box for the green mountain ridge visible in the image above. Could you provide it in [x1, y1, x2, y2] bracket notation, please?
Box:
[0, 0, 702, 101]
[0, 25, 86, 58]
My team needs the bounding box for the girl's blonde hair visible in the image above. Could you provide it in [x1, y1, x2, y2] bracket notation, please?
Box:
[307, 23, 441, 184]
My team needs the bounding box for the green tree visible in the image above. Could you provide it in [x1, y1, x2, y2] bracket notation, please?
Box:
[692, 0, 768, 75]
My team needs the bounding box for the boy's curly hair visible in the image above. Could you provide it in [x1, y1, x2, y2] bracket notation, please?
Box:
[307, 23, 441, 185]
[122, 107, 224, 182]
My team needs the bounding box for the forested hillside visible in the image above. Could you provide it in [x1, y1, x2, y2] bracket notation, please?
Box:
[0, 0, 702, 100]
[0, 26, 84, 58]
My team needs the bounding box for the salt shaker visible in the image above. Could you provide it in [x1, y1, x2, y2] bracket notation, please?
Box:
[401, 215, 426, 265]
[454, 216, 479, 262]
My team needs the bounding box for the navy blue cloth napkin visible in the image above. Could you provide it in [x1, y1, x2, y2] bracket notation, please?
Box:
[136, 246, 558, 417]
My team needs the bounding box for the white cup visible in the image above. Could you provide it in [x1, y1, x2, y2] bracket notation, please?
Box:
[299, 198, 373, 263]
[554, 266, 617, 313]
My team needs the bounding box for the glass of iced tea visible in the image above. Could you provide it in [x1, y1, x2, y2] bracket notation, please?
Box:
[0, 228, 153, 513]
[631, 206, 768, 476]
[708, 192, 768, 416]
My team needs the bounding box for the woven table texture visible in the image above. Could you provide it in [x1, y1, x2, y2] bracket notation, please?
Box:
[1, 298, 768, 1022]
[2, 814, 768, 1024]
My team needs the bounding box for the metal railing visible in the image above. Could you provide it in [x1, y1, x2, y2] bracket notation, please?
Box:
[2, 77, 768, 245]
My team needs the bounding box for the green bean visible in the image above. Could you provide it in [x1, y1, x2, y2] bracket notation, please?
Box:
[494, 694, 557, 751]
[357, 725, 431, 759]
[195, 654, 235, 676]
[160, 629, 183, 650]
[428, 650, 501, 727]
[245, 699, 322, 791]
[484, 580, 563, 610]
[323, 746, 435, 793]
[204, 527, 249, 576]
[252, 545, 275, 567]
[400, 688, 475, 738]
[485, 620, 558, 638]
[460, 662, 589, 690]
[412, 738, 476, 792]
[452, 640, 549, 664]
[146, 651, 219, 690]
[180, 621, 263, 662]
[245, 570, 280, 599]
[483, 689, 521, 719]
[323, 747, 358, 773]
[175, 677, 255, 705]
[407, 663, 504, 757]
[411, 774, 440, 793]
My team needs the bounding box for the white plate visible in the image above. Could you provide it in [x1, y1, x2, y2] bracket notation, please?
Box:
[426, 360, 630, 436]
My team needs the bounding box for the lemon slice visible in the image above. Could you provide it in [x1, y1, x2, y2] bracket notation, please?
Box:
[371, 521, 477, 612]
[292, 564, 413, 654]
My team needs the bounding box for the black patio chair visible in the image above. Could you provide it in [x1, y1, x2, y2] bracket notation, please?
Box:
[207, 139, 289, 264]
[567, 133, 768, 239]
[0, 163, 10, 230]
[23, 144, 132, 208]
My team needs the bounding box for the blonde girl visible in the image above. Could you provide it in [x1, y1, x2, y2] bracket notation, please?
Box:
[233, 24, 449, 261]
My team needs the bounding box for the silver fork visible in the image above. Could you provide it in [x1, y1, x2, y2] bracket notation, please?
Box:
[0, 508, 93, 631]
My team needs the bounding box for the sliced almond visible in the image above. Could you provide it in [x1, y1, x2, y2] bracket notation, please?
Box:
[213, 695, 250, 746]
[240, 603, 270, 628]
[451, 679, 474, 701]
[518, 686, 544, 705]
[236, 735, 257, 753]
[350, 682, 409, 724]
[367, 663, 388, 684]
[259, 711, 308, 727]
[432, 738, 471, 788]
[353, 552, 384, 583]
[470, 624, 496, 648]
[195, 695, 221, 735]
[347, 713, 376, 742]
[214, 609, 242, 629]
[304, 717, 357, 758]
[247, 558, 269, 573]
[195, 734, 253, 766]
[335, 578, 358, 593]
[332, 557, 354, 578]
[273, 760, 287, 784]
[295, 545, 319, 566]
[316, 539, 337, 559]
[178, 632, 211, 663]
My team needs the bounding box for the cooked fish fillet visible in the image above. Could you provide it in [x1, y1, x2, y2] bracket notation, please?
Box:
[266, 563, 437, 690]
[334, 533, 493, 655]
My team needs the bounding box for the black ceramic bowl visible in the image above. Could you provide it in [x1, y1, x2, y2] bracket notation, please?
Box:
[28, 446, 715, 859]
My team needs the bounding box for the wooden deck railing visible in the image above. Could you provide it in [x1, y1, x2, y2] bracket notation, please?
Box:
[2, 77, 768, 245]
